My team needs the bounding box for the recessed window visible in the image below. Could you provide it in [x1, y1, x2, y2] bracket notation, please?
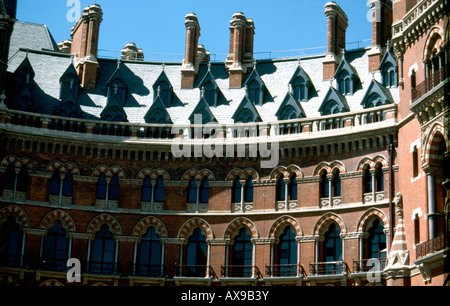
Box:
[90, 224, 115, 275]
[0, 216, 23, 268]
[42, 221, 68, 271]
[137, 227, 162, 277]
[185, 228, 207, 277]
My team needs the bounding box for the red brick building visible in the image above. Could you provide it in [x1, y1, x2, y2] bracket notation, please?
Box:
[0, 0, 448, 287]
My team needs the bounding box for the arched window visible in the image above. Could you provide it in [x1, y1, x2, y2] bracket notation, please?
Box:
[231, 228, 253, 277]
[157, 81, 171, 107]
[382, 63, 397, 88]
[4, 164, 16, 191]
[203, 81, 216, 107]
[320, 171, 330, 198]
[288, 175, 298, 201]
[96, 174, 107, 200]
[142, 176, 152, 203]
[232, 178, 242, 203]
[375, 163, 384, 192]
[185, 228, 207, 277]
[322, 100, 341, 116]
[366, 219, 387, 260]
[42, 221, 67, 271]
[16, 165, 29, 193]
[323, 223, 342, 264]
[0, 216, 23, 268]
[137, 227, 161, 277]
[332, 170, 341, 197]
[90, 224, 115, 274]
[277, 177, 286, 201]
[248, 80, 261, 105]
[363, 166, 372, 194]
[187, 179, 198, 204]
[293, 77, 307, 101]
[62, 171, 73, 197]
[277, 226, 297, 277]
[49, 169, 61, 196]
[244, 177, 254, 203]
[108, 174, 119, 201]
[338, 70, 351, 95]
[154, 177, 165, 203]
[199, 178, 209, 204]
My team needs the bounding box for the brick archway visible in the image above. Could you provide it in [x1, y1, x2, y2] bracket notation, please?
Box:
[270, 165, 303, 180]
[423, 26, 444, 60]
[86, 214, 122, 236]
[0, 205, 30, 228]
[268, 215, 303, 239]
[39, 210, 76, 233]
[92, 165, 126, 179]
[313, 213, 347, 236]
[226, 168, 259, 181]
[136, 168, 170, 181]
[132, 216, 168, 239]
[1, 156, 35, 170]
[357, 208, 389, 233]
[182, 168, 215, 182]
[45, 161, 80, 175]
[178, 217, 214, 240]
[224, 217, 259, 240]
[424, 124, 447, 166]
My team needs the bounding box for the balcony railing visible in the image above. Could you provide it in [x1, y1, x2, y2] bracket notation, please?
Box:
[221, 265, 263, 279]
[265, 264, 306, 278]
[416, 235, 448, 260]
[175, 264, 217, 279]
[352, 258, 387, 274]
[411, 64, 448, 102]
[131, 263, 165, 278]
[309, 261, 350, 276]
[1, 104, 397, 143]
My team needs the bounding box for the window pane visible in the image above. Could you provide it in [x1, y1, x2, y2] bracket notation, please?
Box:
[141, 177, 152, 202]
[62, 171, 73, 197]
[96, 174, 107, 200]
[109, 175, 119, 201]
[199, 179, 209, 204]
[187, 179, 197, 203]
[233, 179, 242, 203]
[4, 164, 16, 190]
[16, 166, 28, 193]
[277, 178, 286, 201]
[154, 177, 165, 202]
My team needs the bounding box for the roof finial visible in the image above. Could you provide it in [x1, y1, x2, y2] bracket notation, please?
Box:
[372, 68, 375, 79]
[157, 85, 161, 97]
[201, 86, 205, 98]
[162, 63, 165, 71]
[330, 77, 334, 88]
[207, 62, 211, 72]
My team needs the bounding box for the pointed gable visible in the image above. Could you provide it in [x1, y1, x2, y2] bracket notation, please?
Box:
[56, 90, 83, 118]
[289, 64, 315, 101]
[198, 65, 225, 108]
[379, 49, 398, 88]
[334, 54, 360, 96]
[101, 94, 128, 122]
[276, 92, 306, 121]
[243, 67, 270, 106]
[189, 97, 218, 125]
[232, 95, 262, 123]
[152, 69, 174, 108]
[106, 61, 128, 106]
[145, 95, 172, 124]
[59, 63, 81, 100]
[361, 79, 394, 109]
[319, 86, 350, 115]
[12, 56, 35, 111]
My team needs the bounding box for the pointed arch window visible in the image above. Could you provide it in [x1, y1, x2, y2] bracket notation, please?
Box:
[16, 165, 29, 193]
[382, 63, 397, 88]
[0, 216, 23, 268]
[338, 70, 351, 95]
[4, 164, 16, 191]
[322, 100, 341, 116]
[323, 223, 342, 265]
[142, 176, 153, 203]
[320, 171, 330, 198]
[187, 179, 198, 204]
[203, 81, 216, 107]
[108, 174, 120, 201]
[288, 175, 298, 201]
[375, 163, 384, 192]
[157, 81, 171, 107]
[232, 178, 242, 204]
[137, 227, 162, 277]
[332, 170, 341, 197]
[96, 173, 107, 200]
[366, 219, 387, 261]
[154, 177, 165, 203]
[277, 177, 286, 202]
[199, 178, 210, 204]
[248, 80, 261, 105]
[244, 177, 254, 203]
[230, 228, 253, 277]
[363, 165, 373, 194]
[62, 171, 73, 198]
[293, 77, 307, 101]
[90, 224, 115, 275]
[50, 169, 61, 196]
[276, 226, 297, 277]
[184, 228, 207, 277]
[41, 221, 68, 271]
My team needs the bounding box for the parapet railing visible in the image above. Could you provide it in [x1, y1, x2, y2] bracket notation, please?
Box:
[392, 0, 442, 37]
[0, 104, 398, 144]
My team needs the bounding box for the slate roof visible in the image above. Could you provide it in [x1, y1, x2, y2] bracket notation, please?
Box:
[6, 21, 400, 125]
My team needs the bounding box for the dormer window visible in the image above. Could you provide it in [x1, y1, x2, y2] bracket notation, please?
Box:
[157, 81, 171, 107]
[293, 77, 307, 101]
[338, 70, 351, 95]
[382, 63, 397, 88]
[243, 68, 270, 106]
[203, 81, 216, 107]
[318, 87, 350, 116]
[59, 64, 80, 100]
[322, 100, 341, 115]
[248, 80, 261, 105]
[366, 93, 383, 108]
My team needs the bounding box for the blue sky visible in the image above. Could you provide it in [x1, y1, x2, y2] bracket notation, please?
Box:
[17, 0, 374, 61]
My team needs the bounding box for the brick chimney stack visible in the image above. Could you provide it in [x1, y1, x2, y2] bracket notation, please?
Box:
[368, 0, 393, 72]
[322, 2, 348, 81]
[225, 12, 255, 88]
[181, 13, 201, 89]
[70, 4, 103, 91]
